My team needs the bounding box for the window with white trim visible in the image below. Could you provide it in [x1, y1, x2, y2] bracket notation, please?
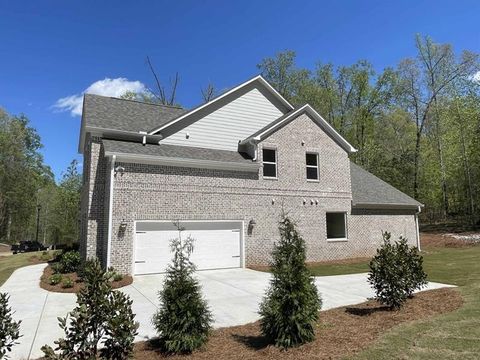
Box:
[326, 212, 347, 240]
[262, 148, 277, 178]
[306, 152, 319, 180]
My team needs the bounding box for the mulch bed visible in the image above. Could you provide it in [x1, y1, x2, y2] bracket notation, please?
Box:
[40, 264, 133, 293]
[134, 287, 462, 360]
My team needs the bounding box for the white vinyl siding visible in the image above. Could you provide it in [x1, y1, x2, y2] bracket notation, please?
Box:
[161, 87, 284, 151]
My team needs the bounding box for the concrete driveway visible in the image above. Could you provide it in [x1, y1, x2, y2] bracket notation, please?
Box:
[0, 264, 454, 360]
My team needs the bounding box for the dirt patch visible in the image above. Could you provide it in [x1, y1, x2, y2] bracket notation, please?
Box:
[0, 244, 10, 253]
[134, 287, 462, 360]
[28, 255, 49, 264]
[39, 264, 133, 293]
[420, 232, 479, 249]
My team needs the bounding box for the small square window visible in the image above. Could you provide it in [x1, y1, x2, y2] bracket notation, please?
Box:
[263, 148, 277, 178]
[306, 153, 319, 180]
[326, 212, 347, 240]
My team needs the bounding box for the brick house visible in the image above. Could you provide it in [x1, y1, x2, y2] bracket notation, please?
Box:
[79, 75, 422, 275]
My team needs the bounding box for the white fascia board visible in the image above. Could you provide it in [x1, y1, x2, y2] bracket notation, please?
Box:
[105, 151, 261, 172]
[148, 75, 294, 135]
[250, 104, 357, 154]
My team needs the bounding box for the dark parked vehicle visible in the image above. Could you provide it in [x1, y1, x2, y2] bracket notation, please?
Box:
[11, 241, 47, 254]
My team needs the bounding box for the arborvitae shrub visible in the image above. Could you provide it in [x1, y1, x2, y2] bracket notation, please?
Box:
[152, 222, 212, 354]
[259, 215, 322, 348]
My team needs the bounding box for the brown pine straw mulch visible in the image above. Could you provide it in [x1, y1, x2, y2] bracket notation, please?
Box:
[134, 288, 462, 360]
[39, 264, 133, 293]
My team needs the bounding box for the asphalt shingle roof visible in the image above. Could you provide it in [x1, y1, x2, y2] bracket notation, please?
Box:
[350, 162, 422, 208]
[102, 139, 254, 164]
[83, 94, 187, 132]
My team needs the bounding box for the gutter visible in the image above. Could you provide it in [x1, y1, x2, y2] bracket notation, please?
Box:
[79, 126, 164, 154]
[352, 202, 423, 210]
[106, 155, 116, 268]
[415, 205, 422, 251]
[104, 151, 261, 172]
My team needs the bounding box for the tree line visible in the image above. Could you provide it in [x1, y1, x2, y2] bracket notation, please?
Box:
[0, 108, 81, 245]
[257, 35, 480, 226]
[1, 34, 478, 246]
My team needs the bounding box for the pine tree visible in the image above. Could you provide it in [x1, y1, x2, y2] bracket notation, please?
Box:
[153, 222, 212, 354]
[259, 215, 322, 348]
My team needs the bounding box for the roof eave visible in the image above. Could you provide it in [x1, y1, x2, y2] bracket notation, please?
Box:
[241, 104, 357, 154]
[104, 151, 260, 172]
[352, 202, 423, 210]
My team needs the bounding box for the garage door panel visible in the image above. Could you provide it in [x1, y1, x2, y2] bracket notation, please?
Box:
[134, 224, 242, 275]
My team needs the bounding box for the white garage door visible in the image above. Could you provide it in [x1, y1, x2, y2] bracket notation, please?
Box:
[134, 221, 242, 275]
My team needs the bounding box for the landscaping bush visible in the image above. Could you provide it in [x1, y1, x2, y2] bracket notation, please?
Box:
[49, 274, 63, 285]
[113, 273, 123, 282]
[404, 242, 428, 297]
[259, 215, 322, 348]
[61, 277, 74, 289]
[41, 259, 138, 359]
[57, 250, 81, 274]
[0, 293, 21, 358]
[152, 222, 212, 354]
[368, 232, 428, 309]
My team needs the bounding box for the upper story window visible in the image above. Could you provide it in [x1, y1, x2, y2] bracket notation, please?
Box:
[262, 148, 277, 178]
[306, 152, 319, 180]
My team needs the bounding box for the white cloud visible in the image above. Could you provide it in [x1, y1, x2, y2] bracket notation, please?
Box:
[472, 70, 480, 83]
[53, 77, 146, 116]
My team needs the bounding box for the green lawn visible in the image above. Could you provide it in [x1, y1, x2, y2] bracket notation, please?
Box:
[305, 245, 480, 358]
[338, 245, 480, 360]
[0, 251, 50, 286]
[307, 259, 370, 276]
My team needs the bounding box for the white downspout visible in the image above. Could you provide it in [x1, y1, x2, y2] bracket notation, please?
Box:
[415, 205, 421, 251]
[106, 155, 116, 268]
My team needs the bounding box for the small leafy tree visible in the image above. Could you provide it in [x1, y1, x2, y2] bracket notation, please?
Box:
[402, 240, 428, 297]
[0, 293, 21, 358]
[42, 259, 138, 359]
[368, 232, 427, 309]
[259, 215, 322, 348]
[152, 222, 212, 354]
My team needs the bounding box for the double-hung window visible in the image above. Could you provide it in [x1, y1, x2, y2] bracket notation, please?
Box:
[262, 148, 277, 178]
[306, 152, 319, 180]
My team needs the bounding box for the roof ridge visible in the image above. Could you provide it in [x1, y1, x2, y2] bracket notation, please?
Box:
[84, 93, 185, 110]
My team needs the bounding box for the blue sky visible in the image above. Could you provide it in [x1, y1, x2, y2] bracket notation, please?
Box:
[1, 0, 479, 180]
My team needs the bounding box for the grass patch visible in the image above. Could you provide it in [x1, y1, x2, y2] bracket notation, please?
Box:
[351, 242, 480, 359]
[307, 258, 370, 276]
[0, 251, 51, 286]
